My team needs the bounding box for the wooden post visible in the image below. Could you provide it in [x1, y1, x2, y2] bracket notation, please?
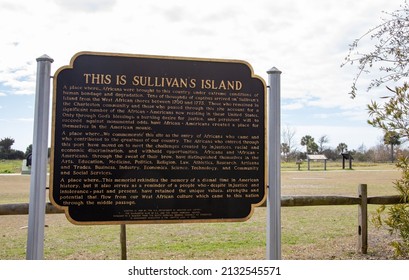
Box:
[296, 160, 302, 171]
[120, 224, 127, 260]
[358, 184, 368, 254]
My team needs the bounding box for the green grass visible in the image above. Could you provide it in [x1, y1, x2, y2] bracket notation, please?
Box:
[0, 160, 22, 174]
[281, 160, 397, 171]
[0, 159, 398, 174]
[0, 204, 397, 260]
[0, 161, 404, 260]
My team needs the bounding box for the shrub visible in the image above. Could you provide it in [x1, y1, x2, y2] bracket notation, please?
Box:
[373, 156, 409, 257]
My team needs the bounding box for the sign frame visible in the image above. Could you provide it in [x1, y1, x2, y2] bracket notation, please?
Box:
[50, 51, 267, 225]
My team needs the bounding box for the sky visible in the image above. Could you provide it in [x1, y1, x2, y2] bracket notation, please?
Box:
[0, 0, 406, 152]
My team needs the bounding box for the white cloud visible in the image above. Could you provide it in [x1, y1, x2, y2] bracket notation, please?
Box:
[0, 0, 405, 150]
[53, 0, 117, 12]
[282, 102, 305, 111]
[293, 124, 383, 150]
[15, 118, 34, 122]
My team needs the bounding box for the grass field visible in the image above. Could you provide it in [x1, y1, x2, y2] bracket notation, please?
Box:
[0, 160, 22, 174]
[0, 161, 404, 260]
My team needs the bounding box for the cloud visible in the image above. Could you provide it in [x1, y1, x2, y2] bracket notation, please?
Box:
[159, 5, 186, 22]
[0, 1, 25, 12]
[282, 102, 305, 111]
[0, 65, 36, 95]
[16, 118, 33, 122]
[293, 124, 383, 149]
[53, 0, 116, 12]
[0, 0, 405, 151]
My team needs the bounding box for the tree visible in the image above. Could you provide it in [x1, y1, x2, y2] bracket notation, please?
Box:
[0, 137, 15, 159]
[281, 125, 298, 161]
[318, 135, 329, 153]
[362, 90, 409, 258]
[368, 84, 409, 138]
[342, 1, 409, 98]
[25, 144, 32, 157]
[300, 135, 318, 154]
[384, 131, 401, 162]
[344, 2, 409, 256]
[321, 148, 339, 161]
[353, 144, 371, 161]
[0, 137, 15, 152]
[336, 143, 348, 154]
[281, 143, 290, 161]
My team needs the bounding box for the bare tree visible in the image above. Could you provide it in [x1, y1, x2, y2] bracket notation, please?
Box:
[281, 143, 290, 162]
[342, 1, 409, 98]
[281, 125, 297, 160]
[318, 135, 329, 153]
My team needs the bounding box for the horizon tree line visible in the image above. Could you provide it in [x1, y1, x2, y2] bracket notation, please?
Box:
[281, 127, 403, 162]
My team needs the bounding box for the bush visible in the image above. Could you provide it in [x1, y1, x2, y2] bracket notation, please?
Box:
[0, 149, 25, 160]
[373, 156, 409, 257]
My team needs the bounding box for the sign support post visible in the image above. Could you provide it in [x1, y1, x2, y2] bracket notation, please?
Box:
[26, 55, 53, 260]
[266, 67, 281, 260]
[120, 225, 127, 260]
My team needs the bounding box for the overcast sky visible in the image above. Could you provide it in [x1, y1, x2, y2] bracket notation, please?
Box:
[0, 0, 405, 152]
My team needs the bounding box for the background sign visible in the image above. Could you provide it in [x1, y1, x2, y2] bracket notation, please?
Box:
[50, 52, 266, 224]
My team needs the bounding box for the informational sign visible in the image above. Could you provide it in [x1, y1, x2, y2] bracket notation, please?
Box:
[50, 52, 266, 224]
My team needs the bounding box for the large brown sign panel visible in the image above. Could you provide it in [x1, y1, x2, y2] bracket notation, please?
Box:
[50, 52, 266, 224]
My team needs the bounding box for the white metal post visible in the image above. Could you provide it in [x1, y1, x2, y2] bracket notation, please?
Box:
[26, 55, 53, 260]
[266, 67, 281, 260]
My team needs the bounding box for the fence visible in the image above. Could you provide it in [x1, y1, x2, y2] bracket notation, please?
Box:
[0, 184, 406, 256]
[281, 184, 403, 254]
